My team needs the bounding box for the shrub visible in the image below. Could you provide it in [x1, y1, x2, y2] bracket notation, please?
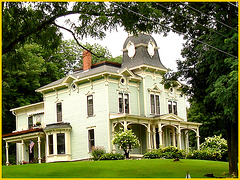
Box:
[100, 153, 125, 160]
[143, 150, 162, 159]
[200, 135, 227, 151]
[143, 146, 186, 159]
[91, 146, 106, 161]
[187, 135, 228, 161]
[187, 148, 227, 161]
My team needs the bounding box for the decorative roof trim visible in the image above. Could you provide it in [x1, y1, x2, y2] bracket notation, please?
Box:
[129, 64, 167, 72]
[62, 75, 78, 84]
[10, 102, 44, 112]
[119, 68, 136, 78]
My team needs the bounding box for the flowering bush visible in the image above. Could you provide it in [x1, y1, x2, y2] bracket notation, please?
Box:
[90, 146, 106, 161]
[200, 135, 227, 151]
[187, 135, 228, 161]
[112, 129, 140, 159]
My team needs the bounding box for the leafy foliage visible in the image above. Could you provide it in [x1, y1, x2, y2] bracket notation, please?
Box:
[200, 135, 228, 151]
[143, 146, 186, 159]
[90, 146, 106, 161]
[99, 153, 125, 160]
[187, 135, 228, 161]
[112, 129, 140, 159]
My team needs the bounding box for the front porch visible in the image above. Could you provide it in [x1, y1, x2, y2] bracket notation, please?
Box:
[3, 128, 45, 165]
[110, 113, 202, 154]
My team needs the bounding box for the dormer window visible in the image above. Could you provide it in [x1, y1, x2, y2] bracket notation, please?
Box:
[126, 41, 135, 58]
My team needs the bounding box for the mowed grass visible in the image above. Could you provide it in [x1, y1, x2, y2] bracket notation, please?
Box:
[2, 159, 229, 178]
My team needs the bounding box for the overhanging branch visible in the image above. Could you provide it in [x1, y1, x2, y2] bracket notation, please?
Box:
[53, 22, 102, 58]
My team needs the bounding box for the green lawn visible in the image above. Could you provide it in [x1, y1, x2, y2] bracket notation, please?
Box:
[2, 159, 229, 178]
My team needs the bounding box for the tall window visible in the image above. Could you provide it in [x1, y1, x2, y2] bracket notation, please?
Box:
[150, 94, 160, 115]
[57, 102, 62, 122]
[119, 93, 129, 114]
[87, 95, 94, 116]
[173, 101, 177, 115]
[28, 116, 33, 129]
[48, 135, 53, 155]
[168, 101, 177, 115]
[57, 133, 65, 154]
[88, 129, 95, 152]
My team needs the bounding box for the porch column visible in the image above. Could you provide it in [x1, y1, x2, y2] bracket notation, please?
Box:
[112, 123, 116, 153]
[152, 125, 156, 149]
[196, 127, 200, 150]
[147, 124, 151, 151]
[5, 142, 9, 166]
[172, 127, 176, 147]
[123, 120, 128, 131]
[158, 123, 163, 148]
[185, 130, 189, 152]
[21, 139, 25, 163]
[177, 126, 182, 150]
[37, 136, 42, 163]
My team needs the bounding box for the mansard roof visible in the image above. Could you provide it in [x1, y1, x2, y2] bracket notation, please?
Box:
[121, 33, 167, 69]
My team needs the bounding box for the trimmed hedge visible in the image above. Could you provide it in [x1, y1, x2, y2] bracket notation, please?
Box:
[143, 146, 186, 159]
[100, 153, 125, 160]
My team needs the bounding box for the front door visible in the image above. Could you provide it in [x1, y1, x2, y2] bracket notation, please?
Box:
[29, 146, 34, 163]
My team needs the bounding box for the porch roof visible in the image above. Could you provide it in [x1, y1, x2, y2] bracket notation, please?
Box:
[2, 128, 44, 143]
[110, 113, 202, 127]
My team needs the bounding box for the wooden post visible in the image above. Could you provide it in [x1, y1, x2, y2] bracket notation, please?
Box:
[152, 124, 156, 149]
[21, 139, 25, 163]
[158, 123, 163, 148]
[5, 142, 9, 166]
[172, 127, 176, 147]
[177, 126, 182, 150]
[147, 124, 151, 151]
[38, 136, 42, 163]
[196, 127, 200, 150]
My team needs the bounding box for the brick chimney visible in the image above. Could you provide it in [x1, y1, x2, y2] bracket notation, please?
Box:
[83, 50, 92, 71]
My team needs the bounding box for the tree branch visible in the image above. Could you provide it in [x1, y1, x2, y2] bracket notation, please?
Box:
[53, 22, 103, 58]
[3, 11, 80, 55]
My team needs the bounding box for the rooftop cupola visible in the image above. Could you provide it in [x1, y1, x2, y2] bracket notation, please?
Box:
[121, 33, 166, 69]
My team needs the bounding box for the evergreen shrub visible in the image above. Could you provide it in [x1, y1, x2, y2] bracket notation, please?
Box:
[143, 146, 186, 159]
[100, 153, 125, 160]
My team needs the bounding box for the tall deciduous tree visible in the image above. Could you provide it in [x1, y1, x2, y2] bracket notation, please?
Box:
[158, 3, 238, 175]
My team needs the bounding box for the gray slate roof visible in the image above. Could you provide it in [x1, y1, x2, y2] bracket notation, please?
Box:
[44, 122, 72, 131]
[37, 64, 122, 90]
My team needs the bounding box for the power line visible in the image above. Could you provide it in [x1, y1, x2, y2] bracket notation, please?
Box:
[156, 3, 236, 42]
[112, 2, 237, 59]
[182, 2, 238, 32]
[228, 2, 238, 8]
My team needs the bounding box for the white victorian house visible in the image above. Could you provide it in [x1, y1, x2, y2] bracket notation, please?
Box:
[3, 33, 201, 165]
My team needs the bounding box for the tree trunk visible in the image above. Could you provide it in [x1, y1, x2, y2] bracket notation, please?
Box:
[124, 150, 130, 159]
[226, 121, 238, 176]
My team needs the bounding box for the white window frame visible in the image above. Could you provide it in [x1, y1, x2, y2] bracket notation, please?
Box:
[150, 94, 160, 115]
[168, 100, 178, 115]
[118, 92, 130, 114]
